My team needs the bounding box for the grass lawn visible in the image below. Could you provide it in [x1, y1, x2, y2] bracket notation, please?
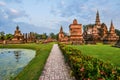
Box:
[68, 44, 120, 67]
[0, 43, 54, 80]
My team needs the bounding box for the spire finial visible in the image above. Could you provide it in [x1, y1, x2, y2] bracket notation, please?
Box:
[110, 20, 115, 32]
[97, 10, 99, 14]
[111, 20, 113, 27]
[16, 25, 19, 30]
[60, 26, 63, 33]
[95, 10, 100, 26]
[73, 19, 78, 24]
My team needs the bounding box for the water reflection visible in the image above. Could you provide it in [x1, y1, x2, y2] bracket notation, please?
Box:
[14, 51, 21, 62]
[0, 49, 35, 80]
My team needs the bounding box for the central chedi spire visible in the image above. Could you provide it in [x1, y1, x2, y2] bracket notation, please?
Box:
[95, 10, 101, 27]
[60, 26, 63, 33]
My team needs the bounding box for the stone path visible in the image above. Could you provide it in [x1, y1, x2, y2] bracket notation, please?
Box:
[39, 44, 75, 80]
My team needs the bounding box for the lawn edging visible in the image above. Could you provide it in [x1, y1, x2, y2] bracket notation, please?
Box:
[58, 43, 120, 80]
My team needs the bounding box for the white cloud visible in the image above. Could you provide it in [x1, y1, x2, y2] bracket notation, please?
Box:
[4, 15, 8, 19]
[3, 0, 22, 3]
[50, 0, 120, 30]
[0, 1, 6, 6]
[10, 8, 19, 14]
[60, 0, 65, 6]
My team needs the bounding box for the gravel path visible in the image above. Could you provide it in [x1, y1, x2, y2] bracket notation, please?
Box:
[39, 44, 75, 80]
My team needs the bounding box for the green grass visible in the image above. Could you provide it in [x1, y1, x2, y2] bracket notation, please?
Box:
[68, 44, 120, 67]
[0, 43, 54, 80]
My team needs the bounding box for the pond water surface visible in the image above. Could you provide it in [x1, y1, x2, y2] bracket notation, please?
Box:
[0, 49, 35, 80]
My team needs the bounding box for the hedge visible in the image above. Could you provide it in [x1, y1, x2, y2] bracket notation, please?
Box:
[58, 43, 120, 80]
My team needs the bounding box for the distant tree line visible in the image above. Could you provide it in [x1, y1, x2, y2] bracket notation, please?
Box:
[34, 32, 58, 40]
[0, 31, 58, 40]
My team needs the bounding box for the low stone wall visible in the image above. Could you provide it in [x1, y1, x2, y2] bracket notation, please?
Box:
[85, 40, 96, 44]
[0, 40, 3, 44]
[6, 40, 24, 44]
[103, 40, 117, 44]
[115, 41, 120, 48]
[26, 40, 35, 43]
[0, 40, 36, 44]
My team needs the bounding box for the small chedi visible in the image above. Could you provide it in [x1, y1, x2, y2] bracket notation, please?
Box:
[58, 26, 68, 43]
[58, 10, 119, 44]
[103, 21, 119, 44]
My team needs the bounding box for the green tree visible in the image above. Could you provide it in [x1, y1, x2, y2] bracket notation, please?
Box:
[49, 33, 56, 39]
[83, 24, 94, 31]
[56, 33, 59, 40]
[34, 33, 41, 39]
[41, 33, 48, 39]
[0, 31, 5, 40]
[115, 29, 120, 36]
[5, 34, 13, 40]
[0, 31, 5, 36]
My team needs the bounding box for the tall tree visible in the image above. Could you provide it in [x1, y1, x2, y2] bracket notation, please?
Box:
[41, 33, 48, 39]
[0, 31, 5, 36]
[34, 33, 41, 39]
[5, 34, 14, 40]
[83, 24, 94, 31]
[115, 29, 120, 36]
[0, 31, 5, 40]
[49, 33, 56, 39]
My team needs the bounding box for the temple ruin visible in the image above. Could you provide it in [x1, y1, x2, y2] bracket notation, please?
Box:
[58, 11, 119, 44]
[69, 19, 83, 44]
[58, 26, 69, 44]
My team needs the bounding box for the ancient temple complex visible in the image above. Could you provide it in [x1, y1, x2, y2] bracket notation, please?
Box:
[11, 25, 36, 43]
[83, 11, 119, 44]
[58, 11, 119, 44]
[69, 19, 83, 44]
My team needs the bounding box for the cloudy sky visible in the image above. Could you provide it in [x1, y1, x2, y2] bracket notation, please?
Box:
[0, 0, 120, 34]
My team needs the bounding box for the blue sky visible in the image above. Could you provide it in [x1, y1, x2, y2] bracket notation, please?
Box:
[0, 0, 120, 34]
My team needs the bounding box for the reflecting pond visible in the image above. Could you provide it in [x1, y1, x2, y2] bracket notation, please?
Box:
[0, 49, 35, 80]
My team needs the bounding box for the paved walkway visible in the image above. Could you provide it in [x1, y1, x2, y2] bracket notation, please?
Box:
[39, 44, 75, 80]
